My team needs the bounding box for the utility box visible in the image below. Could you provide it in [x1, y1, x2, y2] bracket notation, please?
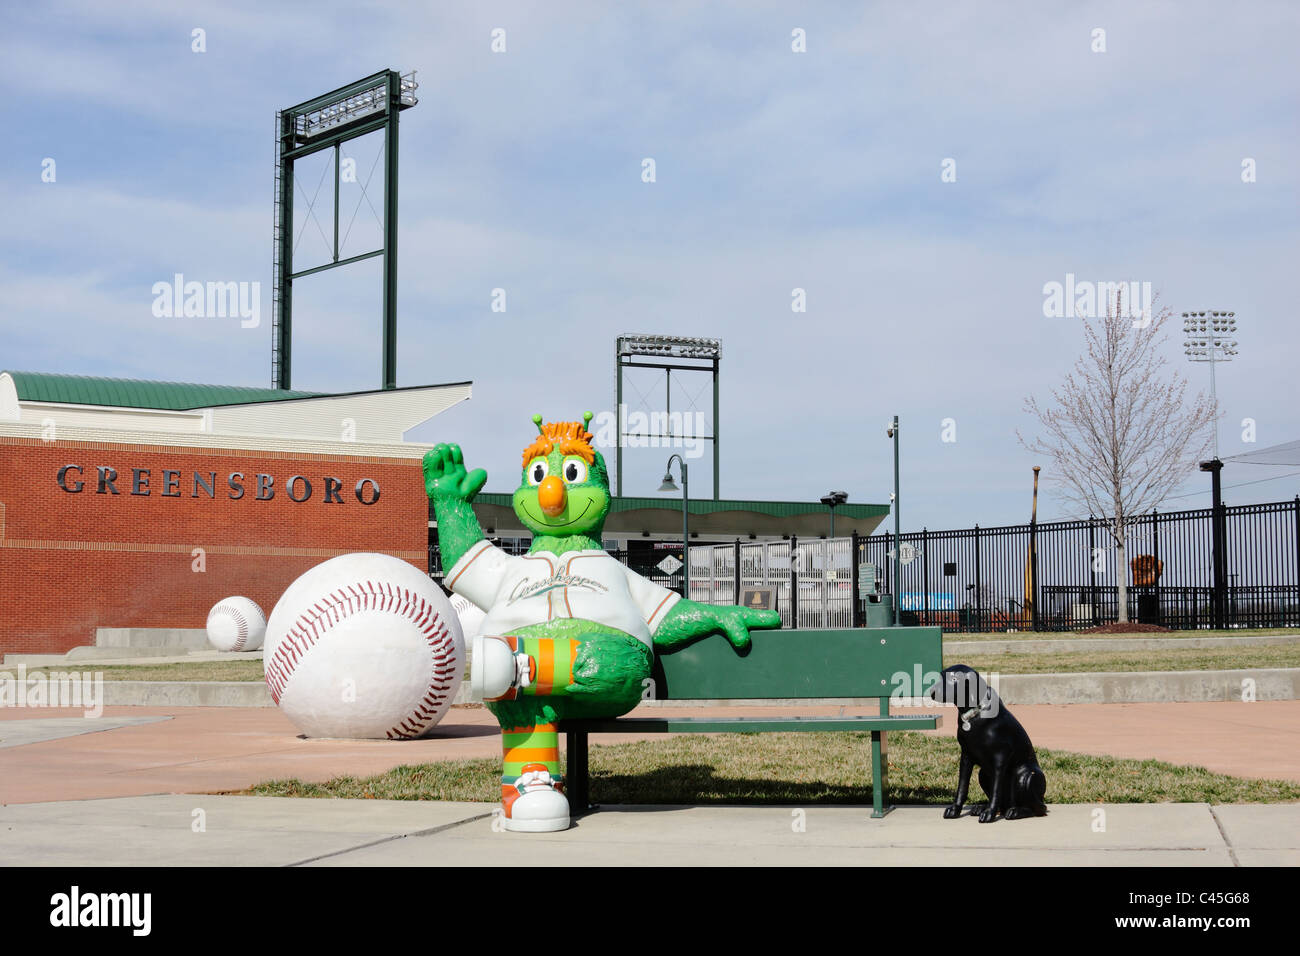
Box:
[858, 562, 880, 601]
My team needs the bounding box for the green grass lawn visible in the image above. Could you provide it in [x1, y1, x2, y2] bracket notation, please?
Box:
[71, 660, 266, 682]
[244, 730, 1300, 805]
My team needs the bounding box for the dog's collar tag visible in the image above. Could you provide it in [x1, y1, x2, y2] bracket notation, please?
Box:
[960, 707, 979, 731]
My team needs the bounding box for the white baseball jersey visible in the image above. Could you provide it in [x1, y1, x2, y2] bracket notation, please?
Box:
[444, 541, 681, 648]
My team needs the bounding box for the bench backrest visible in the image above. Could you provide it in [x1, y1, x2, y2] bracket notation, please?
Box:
[650, 626, 943, 700]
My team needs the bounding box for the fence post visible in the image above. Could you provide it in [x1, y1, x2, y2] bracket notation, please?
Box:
[922, 527, 930, 626]
[1088, 515, 1099, 626]
[851, 530, 862, 628]
[1294, 496, 1299, 628]
[816, 535, 826, 632]
[973, 524, 981, 633]
[1030, 514, 1040, 632]
[1152, 509, 1161, 626]
[1207, 461, 1226, 630]
[790, 535, 799, 630]
[733, 539, 741, 606]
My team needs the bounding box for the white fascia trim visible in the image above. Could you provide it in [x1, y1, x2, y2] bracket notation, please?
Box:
[19, 400, 207, 425]
[203, 383, 472, 444]
[0, 421, 434, 459]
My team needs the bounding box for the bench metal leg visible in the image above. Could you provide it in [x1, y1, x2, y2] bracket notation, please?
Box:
[871, 730, 891, 818]
[565, 730, 593, 815]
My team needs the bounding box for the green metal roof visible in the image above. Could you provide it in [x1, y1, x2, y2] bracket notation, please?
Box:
[475, 493, 889, 520]
[4, 371, 326, 410]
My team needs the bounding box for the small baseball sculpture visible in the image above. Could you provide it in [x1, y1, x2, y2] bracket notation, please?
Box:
[263, 553, 465, 739]
[206, 596, 267, 652]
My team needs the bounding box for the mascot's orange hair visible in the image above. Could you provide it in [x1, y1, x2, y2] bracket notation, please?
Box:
[521, 413, 595, 468]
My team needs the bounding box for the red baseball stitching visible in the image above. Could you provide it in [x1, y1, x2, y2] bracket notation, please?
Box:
[264, 580, 460, 739]
[211, 605, 250, 652]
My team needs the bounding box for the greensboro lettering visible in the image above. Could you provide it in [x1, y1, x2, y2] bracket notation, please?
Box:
[56, 465, 380, 505]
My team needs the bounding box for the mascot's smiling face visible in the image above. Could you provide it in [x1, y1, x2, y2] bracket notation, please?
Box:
[512, 415, 610, 540]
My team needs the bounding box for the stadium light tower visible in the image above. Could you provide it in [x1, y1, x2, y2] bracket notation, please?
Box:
[273, 70, 419, 391]
[1182, 311, 1237, 459]
[615, 334, 721, 498]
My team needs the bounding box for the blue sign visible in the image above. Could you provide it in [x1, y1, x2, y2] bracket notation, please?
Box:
[899, 592, 956, 611]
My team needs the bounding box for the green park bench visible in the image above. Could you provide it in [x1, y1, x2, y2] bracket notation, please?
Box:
[560, 626, 944, 819]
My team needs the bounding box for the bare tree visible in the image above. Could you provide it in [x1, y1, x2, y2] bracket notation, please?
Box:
[1019, 292, 1216, 623]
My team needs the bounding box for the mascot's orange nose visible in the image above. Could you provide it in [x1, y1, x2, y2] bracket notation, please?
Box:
[538, 475, 567, 516]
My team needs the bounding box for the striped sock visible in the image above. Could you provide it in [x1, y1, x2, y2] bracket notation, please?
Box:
[512, 636, 580, 697]
[500, 723, 562, 809]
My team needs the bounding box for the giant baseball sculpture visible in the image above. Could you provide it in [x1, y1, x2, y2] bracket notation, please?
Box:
[263, 552, 464, 739]
[425, 412, 779, 832]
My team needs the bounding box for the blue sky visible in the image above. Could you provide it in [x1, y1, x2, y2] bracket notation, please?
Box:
[3, 1, 1297, 530]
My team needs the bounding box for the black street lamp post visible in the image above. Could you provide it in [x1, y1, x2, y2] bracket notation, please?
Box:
[887, 416, 900, 627]
[820, 490, 848, 538]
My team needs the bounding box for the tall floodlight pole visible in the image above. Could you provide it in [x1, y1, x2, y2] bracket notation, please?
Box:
[659, 455, 690, 598]
[1183, 311, 1237, 460]
[887, 417, 900, 626]
[273, 69, 419, 390]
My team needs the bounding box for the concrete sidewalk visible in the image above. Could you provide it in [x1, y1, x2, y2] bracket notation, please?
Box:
[0, 794, 1293, 866]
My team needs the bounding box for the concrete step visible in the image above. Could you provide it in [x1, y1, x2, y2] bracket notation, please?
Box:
[2, 649, 176, 666]
[67, 647, 262, 663]
[95, 628, 210, 649]
[69, 646, 200, 661]
[92, 679, 475, 708]
[100, 681, 273, 707]
[3, 649, 261, 666]
[946, 634, 1300, 655]
[988, 667, 1299, 705]
[0, 655, 69, 668]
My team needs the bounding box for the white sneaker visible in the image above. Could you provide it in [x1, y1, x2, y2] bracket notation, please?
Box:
[471, 635, 533, 701]
[502, 765, 570, 832]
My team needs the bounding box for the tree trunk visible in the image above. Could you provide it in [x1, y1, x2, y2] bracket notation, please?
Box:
[1116, 538, 1129, 624]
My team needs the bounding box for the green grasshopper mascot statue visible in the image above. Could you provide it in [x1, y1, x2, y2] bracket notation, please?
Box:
[424, 412, 780, 831]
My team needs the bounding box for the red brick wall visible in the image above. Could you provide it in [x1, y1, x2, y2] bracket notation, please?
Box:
[0, 436, 427, 656]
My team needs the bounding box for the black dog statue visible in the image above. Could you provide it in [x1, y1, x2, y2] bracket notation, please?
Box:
[928, 664, 1048, 822]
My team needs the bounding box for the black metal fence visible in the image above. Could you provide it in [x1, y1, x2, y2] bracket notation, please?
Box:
[859, 497, 1300, 632]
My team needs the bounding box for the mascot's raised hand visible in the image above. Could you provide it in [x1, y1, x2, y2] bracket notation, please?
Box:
[423, 443, 487, 501]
